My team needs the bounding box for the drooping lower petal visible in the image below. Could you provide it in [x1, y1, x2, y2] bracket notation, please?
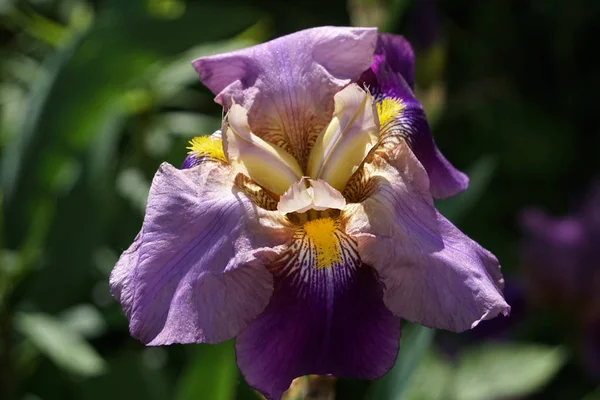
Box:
[359, 34, 468, 199]
[345, 142, 509, 332]
[110, 162, 290, 345]
[236, 220, 400, 400]
[193, 27, 378, 166]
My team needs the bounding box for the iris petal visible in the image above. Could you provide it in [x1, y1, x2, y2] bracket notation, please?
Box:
[307, 84, 379, 192]
[236, 222, 400, 400]
[193, 27, 378, 165]
[359, 34, 468, 199]
[110, 162, 290, 345]
[225, 104, 303, 195]
[344, 142, 509, 332]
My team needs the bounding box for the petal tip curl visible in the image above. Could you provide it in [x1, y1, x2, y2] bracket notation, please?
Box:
[469, 302, 512, 331]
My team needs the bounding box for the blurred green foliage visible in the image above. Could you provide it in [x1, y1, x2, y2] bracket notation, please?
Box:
[1, 0, 599, 399]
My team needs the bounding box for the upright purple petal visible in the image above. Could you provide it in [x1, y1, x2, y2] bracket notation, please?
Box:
[359, 34, 468, 199]
[110, 162, 289, 345]
[193, 27, 378, 165]
[372, 34, 415, 88]
[236, 230, 400, 400]
[345, 143, 508, 332]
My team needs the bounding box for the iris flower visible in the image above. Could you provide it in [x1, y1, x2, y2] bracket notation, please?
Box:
[521, 183, 600, 379]
[110, 27, 509, 399]
[521, 183, 600, 307]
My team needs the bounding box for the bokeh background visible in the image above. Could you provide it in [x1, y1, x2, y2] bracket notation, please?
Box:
[1, 0, 599, 399]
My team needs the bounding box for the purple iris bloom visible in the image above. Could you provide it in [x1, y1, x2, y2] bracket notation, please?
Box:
[110, 27, 509, 400]
[521, 183, 600, 379]
[521, 183, 600, 307]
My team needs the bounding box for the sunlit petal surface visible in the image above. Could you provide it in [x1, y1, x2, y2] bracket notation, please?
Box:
[110, 162, 289, 344]
[193, 27, 378, 165]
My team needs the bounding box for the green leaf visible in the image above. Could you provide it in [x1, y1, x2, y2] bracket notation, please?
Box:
[453, 343, 567, 400]
[435, 156, 497, 223]
[175, 341, 238, 400]
[368, 324, 435, 399]
[15, 312, 107, 377]
[59, 303, 106, 339]
[1, 34, 80, 208]
[402, 351, 453, 400]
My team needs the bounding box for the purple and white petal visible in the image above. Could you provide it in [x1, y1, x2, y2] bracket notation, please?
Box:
[193, 27, 378, 165]
[359, 34, 468, 199]
[110, 162, 290, 345]
[236, 226, 400, 400]
[345, 142, 509, 332]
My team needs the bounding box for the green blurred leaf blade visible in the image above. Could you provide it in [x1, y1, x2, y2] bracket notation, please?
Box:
[368, 324, 435, 399]
[15, 312, 107, 377]
[402, 351, 453, 400]
[453, 343, 568, 400]
[175, 341, 238, 400]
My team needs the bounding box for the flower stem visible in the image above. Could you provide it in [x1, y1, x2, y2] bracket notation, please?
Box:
[283, 375, 337, 400]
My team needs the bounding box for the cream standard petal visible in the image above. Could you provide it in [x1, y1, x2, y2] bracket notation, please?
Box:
[307, 84, 379, 192]
[225, 104, 303, 195]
